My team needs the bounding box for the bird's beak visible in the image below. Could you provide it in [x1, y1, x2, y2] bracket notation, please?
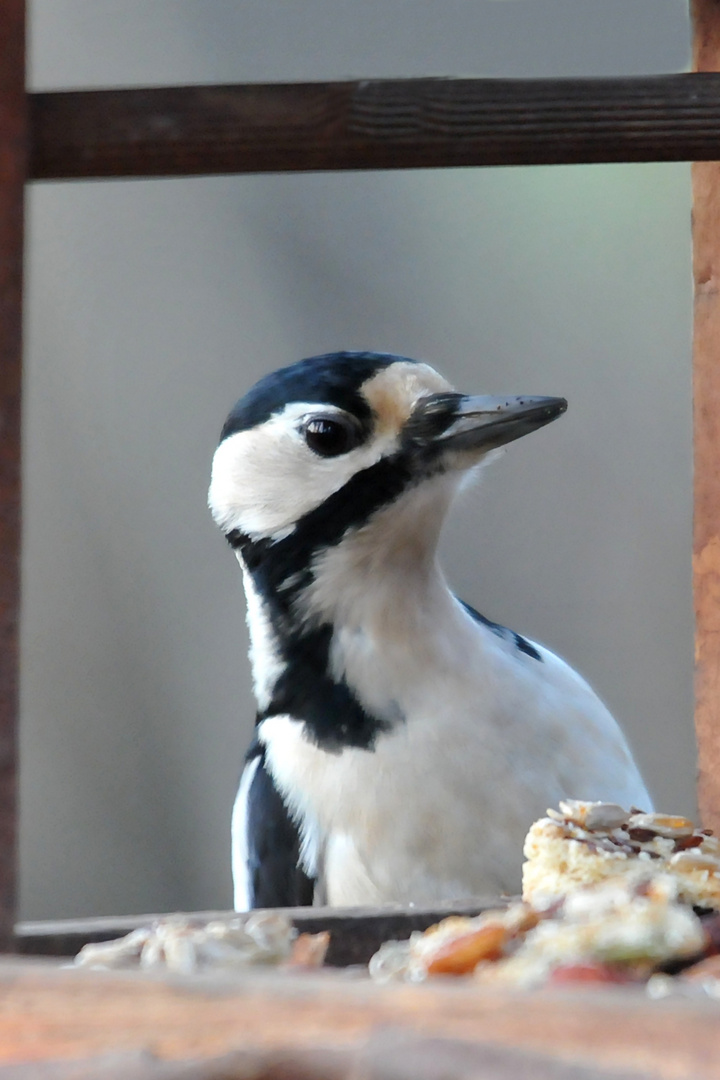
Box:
[403, 392, 568, 462]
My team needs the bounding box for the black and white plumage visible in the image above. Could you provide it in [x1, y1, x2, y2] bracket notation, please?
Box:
[208, 351, 652, 910]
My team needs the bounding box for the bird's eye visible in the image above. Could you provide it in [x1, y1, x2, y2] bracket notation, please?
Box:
[303, 416, 358, 457]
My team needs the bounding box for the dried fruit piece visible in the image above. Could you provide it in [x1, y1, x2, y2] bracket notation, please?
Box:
[627, 828, 657, 843]
[672, 834, 704, 852]
[425, 922, 509, 975]
[287, 931, 330, 968]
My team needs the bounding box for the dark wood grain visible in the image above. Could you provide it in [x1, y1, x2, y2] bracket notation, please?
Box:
[0, 0, 25, 950]
[28, 73, 720, 181]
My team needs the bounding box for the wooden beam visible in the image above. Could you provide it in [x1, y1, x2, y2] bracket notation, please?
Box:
[0, 0, 24, 948]
[0, 957, 719, 1076]
[693, 1, 720, 833]
[27, 73, 720, 181]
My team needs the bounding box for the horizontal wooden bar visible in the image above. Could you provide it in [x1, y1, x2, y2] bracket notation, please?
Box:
[15, 899, 495, 967]
[28, 73, 720, 180]
[1, 956, 719, 1076]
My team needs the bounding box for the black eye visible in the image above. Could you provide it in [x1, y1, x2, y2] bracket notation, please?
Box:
[303, 416, 359, 457]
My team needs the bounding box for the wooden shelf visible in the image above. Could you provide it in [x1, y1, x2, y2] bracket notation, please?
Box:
[10, 904, 720, 1078]
[2, 955, 720, 1079]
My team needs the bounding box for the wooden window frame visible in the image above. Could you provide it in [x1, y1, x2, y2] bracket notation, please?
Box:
[1, 0, 718, 956]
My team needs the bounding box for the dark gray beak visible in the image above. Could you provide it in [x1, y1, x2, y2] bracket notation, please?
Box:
[403, 392, 568, 459]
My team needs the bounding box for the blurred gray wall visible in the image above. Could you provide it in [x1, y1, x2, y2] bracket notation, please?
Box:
[20, 1, 694, 919]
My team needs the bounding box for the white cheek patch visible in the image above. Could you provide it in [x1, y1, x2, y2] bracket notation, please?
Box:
[208, 402, 399, 540]
[208, 363, 454, 543]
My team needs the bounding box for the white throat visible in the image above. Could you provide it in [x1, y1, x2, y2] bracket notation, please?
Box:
[295, 472, 459, 634]
[240, 470, 474, 734]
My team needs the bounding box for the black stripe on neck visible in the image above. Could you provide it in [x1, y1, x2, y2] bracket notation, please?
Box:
[230, 455, 415, 752]
[257, 623, 393, 752]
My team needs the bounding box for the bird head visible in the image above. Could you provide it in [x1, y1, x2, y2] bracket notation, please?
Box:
[209, 351, 566, 559]
[210, 352, 566, 749]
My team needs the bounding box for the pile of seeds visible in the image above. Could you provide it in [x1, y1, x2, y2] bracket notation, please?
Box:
[369, 870, 719, 990]
[73, 911, 329, 975]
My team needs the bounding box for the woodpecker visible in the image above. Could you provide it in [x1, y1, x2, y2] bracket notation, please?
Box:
[209, 351, 652, 910]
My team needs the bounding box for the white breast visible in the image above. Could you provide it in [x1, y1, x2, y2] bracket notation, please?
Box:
[248, 474, 651, 906]
[258, 602, 651, 906]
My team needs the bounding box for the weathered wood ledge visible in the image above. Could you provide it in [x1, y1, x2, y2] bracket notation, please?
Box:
[0, 956, 716, 1077]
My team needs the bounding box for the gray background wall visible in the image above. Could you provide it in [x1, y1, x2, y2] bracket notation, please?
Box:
[19, 1, 694, 919]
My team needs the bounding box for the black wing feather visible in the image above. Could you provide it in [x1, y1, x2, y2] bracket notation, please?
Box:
[458, 598, 542, 662]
